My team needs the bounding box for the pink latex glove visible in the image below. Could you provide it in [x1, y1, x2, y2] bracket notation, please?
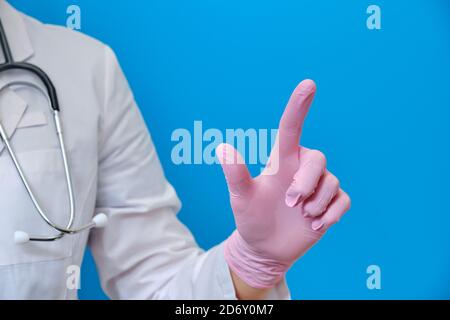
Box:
[217, 80, 351, 289]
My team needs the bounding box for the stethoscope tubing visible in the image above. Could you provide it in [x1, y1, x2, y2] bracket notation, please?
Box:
[0, 18, 107, 243]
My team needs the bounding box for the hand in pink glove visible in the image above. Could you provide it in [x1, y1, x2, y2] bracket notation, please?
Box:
[217, 80, 351, 289]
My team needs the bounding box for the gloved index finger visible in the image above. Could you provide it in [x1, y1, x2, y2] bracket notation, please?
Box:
[277, 79, 316, 157]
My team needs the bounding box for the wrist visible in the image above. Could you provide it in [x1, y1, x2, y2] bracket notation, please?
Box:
[230, 269, 271, 300]
[224, 230, 290, 289]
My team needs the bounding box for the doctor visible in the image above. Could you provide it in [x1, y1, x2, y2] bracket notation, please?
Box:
[0, 0, 350, 300]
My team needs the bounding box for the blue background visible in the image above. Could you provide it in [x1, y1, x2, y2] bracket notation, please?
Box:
[9, 0, 450, 299]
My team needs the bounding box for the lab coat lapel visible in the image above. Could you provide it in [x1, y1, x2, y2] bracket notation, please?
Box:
[0, 1, 35, 152]
[0, 0, 34, 62]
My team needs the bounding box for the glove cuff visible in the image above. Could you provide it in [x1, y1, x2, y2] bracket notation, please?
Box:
[224, 230, 290, 289]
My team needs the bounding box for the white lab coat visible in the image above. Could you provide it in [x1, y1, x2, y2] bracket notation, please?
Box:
[0, 1, 289, 299]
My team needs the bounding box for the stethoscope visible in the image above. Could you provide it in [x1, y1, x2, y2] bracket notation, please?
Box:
[0, 19, 108, 244]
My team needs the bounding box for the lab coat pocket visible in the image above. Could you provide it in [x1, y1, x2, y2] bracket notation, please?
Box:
[0, 88, 28, 154]
[0, 148, 74, 266]
[17, 110, 48, 129]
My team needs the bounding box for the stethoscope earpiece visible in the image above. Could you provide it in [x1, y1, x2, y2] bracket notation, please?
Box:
[14, 231, 30, 244]
[92, 213, 108, 228]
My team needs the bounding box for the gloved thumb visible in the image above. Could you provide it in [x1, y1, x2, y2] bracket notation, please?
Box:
[216, 143, 252, 197]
